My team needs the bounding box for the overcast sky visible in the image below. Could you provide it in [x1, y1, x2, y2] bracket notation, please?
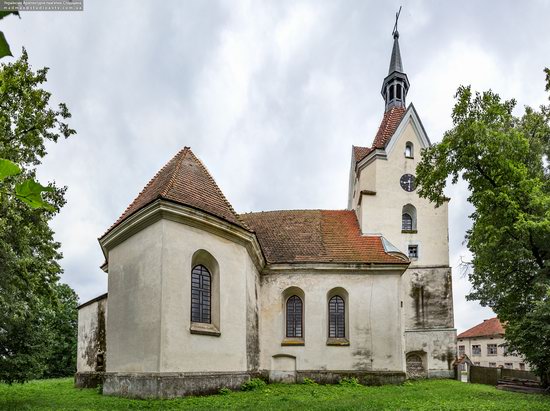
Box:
[3, 0, 550, 333]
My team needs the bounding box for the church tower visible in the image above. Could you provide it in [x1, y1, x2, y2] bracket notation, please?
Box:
[347, 15, 456, 378]
[381, 28, 409, 111]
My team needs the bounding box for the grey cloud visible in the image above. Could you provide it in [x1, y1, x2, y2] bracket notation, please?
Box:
[2, 1, 549, 331]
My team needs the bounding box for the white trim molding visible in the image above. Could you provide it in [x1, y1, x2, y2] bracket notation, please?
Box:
[99, 199, 266, 272]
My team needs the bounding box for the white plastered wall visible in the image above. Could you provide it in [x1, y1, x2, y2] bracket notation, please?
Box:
[77, 298, 108, 373]
[357, 119, 449, 267]
[105, 218, 260, 374]
[350, 113, 456, 376]
[259, 270, 405, 373]
[106, 221, 164, 373]
[159, 219, 259, 373]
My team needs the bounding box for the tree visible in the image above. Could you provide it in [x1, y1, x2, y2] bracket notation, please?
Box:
[1, 11, 55, 209]
[416, 69, 550, 386]
[0, 11, 19, 59]
[42, 284, 79, 379]
[0, 50, 77, 383]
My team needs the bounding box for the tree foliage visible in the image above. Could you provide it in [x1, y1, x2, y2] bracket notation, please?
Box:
[42, 284, 79, 379]
[0, 12, 19, 59]
[416, 69, 550, 386]
[0, 50, 77, 383]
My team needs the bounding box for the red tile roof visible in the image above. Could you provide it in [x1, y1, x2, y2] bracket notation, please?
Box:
[457, 317, 505, 338]
[240, 209, 407, 265]
[353, 106, 406, 164]
[101, 147, 248, 238]
[352, 146, 374, 163]
[371, 106, 406, 149]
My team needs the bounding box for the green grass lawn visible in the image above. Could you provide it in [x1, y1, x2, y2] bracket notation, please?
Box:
[0, 378, 548, 411]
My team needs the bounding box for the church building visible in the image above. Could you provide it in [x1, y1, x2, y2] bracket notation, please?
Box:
[76, 28, 456, 398]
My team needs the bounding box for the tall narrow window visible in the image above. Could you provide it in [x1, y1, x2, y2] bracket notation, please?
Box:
[402, 213, 413, 231]
[397, 84, 402, 99]
[405, 142, 414, 158]
[328, 296, 345, 338]
[389, 85, 395, 100]
[286, 295, 303, 338]
[191, 264, 211, 324]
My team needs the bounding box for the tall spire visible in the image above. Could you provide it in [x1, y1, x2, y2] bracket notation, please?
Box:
[388, 30, 403, 74]
[381, 8, 409, 112]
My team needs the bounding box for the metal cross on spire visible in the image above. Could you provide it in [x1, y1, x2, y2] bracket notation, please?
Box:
[392, 6, 402, 39]
[382, 5, 409, 111]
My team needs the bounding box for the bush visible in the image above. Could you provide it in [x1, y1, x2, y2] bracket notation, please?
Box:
[241, 378, 266, 391]
[338, 377, 361, 387]
[301, 377, 318, 385]
[218, 387, 231, 395]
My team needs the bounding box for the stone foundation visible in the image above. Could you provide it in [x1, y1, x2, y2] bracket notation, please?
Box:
[427, 369, 454, 379]
[75, 371, 105, 388]
[102, 371, 262, 398]
[100, 369, 406, 398]
[297, 370, 406, 385]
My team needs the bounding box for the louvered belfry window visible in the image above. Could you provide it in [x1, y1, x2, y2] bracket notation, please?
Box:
[286, 295, 303, 338]
[328, 295, 345, 338]
[191, 265, 211, 324]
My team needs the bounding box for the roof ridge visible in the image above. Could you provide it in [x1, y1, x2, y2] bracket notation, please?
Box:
[240, 209, 350, 215]
[457, 317, 504, 338]
[101, 149, 184, 237]
[353, 145, 374, 164]
[241, 208, 407, 265]
[371, 106, 406, 149]
[160, 147, 188, 198]
[186, 149, 250, 231]
[101, 146, 251, 239]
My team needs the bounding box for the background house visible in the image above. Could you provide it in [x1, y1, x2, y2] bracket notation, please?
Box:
[457, 317, 529, 370]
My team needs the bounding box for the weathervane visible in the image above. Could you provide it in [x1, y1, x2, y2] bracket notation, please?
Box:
[392, 6, 402, 39]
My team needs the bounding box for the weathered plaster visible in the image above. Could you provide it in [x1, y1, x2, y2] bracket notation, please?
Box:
[259, 270, 405, 376]
[77, 295, 107, 373]
[405, 329, 456, 377]
[403, 267, 454, 330]
[106, 221, 164, 373]
[159, 218, 259, 373]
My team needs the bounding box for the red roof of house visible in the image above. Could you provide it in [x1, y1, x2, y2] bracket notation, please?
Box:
[240, 209, 407, 265]
[101, 147, 248, 238]
[353, 106, 406, 164]
[457, 317, 505, 338]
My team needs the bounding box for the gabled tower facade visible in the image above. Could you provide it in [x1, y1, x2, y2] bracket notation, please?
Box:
[348, 26, 456, 378]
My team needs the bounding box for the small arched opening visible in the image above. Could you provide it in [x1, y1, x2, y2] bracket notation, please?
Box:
[402, 204, 417, 232]
[405, 141, 414, 158]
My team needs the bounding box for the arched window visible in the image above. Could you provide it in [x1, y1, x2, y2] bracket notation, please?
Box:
[286, 295, 303, 338]
[402, 213, 413, 231]
[397, 84, 402, 99]
[402, 204, 417, 231]
[405, 142, 414, 158]
[191, 264, 211, 324]
[328, 295, 345, 338]
[389, 84, 395, 100]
